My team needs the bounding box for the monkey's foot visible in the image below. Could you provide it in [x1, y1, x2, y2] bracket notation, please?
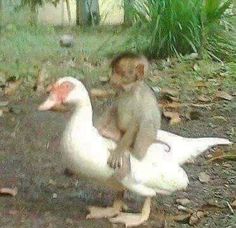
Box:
[109, 213, 147, 227]
[86, 199, 126, 219]
[109, 197, 151, 227]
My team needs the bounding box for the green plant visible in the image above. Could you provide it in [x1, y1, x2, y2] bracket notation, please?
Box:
[126, 0, 235, 60]
[127, 0, 202, 57]
[202, 0, 235, 61]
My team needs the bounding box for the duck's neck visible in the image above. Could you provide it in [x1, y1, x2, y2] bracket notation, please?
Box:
[69, 99, 93, 130]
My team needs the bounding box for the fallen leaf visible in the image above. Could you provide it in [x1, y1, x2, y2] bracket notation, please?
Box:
[198, 172, 210, 183]
[189, 211, 205, 225]
[177, 205, 193, 213]
[197, 95, 211, 102]
[4, 80, 22, 96]
[215, 91, 233, 101]
[35, 65, 48, 93]
[176, 198, 191, 206]
[193, 63, 200, 72]
[8, 210, 18, 215]
[207, 150, 236, 162]
[90, 88, 115, 98]
[173, 214, 191, 223]
[99, 76, 109, 83]
[222, 163, 232, 168]
[231, 200, 236, 209]
[163, 111, 181, 125]
[0, 187, 17, 196]
[205, 199, 224, 208]
[194, 81, 207, 88]
[0, 101, 9, 107]
[49, 179, 57, 186]
[212, 115, 227, 122]
[160, 88, 179, 97]
[190, 103, 213, 108]
[161, 102, 182, 109]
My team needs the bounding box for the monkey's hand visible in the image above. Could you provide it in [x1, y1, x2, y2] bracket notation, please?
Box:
[108, 149, 126, 169]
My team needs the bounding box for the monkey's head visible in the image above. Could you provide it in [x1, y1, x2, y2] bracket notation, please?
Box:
[109, 53, 149, 89]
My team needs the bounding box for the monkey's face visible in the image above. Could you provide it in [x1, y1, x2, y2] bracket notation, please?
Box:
[110, 61, 138, 89]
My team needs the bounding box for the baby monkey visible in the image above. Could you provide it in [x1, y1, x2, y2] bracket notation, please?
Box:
[97, 52, 169, 178]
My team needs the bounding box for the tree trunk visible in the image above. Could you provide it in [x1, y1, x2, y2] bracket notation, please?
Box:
[76, 0, 100, 26]
[65, 0, 72, 25]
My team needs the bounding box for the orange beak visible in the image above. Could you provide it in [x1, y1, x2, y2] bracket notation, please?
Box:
[38, 94, 60, 111]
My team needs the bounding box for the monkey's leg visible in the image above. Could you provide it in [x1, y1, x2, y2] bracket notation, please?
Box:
[86, 191, 126, 219]
[109, 197, 151, 227]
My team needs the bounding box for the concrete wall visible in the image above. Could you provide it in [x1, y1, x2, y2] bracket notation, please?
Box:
[38, 0, 77, 25]
[38, 0, 124, 25]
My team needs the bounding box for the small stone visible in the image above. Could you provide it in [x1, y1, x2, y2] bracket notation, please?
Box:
[176, 198, 191, 206]
[99, 76, 109, 83]
[65, 218, 73, 225]
[198, 172, 210, 183]
[52, 193, 57, 199]
[187, 53, 199, 60]
[59, 34, 74, 48]
[231, 200, 236, 209]
[49, 179, 56, 186]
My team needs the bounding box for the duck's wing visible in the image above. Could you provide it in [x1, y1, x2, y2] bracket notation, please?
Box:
[122, 157, 189, 197]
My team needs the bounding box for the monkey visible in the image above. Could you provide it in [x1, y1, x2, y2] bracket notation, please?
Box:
[97, 52, 170, 178]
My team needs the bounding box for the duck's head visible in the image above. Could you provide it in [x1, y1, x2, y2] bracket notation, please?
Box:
[38, 77, 88, 111]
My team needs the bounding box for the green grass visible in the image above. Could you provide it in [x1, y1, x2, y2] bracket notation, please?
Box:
[0, 7, 127, 83]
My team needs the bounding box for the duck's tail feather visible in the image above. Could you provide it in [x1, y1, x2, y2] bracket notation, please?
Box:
[177, 137, 232, 165]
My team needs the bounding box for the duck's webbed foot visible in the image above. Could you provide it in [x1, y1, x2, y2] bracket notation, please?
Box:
[109, 197, 151, 227]
[86, 205, 121, 219]
[86, 192, 126, 219]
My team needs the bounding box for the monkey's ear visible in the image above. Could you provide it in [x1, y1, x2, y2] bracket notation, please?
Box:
[135, 64, 145, 79]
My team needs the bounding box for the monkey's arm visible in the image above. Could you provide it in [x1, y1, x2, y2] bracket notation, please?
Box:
[96, 106, 122, 142]
[132, 121, 158, 160]
[107, 121, 138, 169]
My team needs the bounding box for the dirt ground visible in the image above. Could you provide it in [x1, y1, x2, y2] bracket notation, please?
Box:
[0, 93, 236, 228]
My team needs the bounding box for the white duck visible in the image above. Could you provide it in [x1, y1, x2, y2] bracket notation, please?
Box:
[38, 77, 231, 227]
